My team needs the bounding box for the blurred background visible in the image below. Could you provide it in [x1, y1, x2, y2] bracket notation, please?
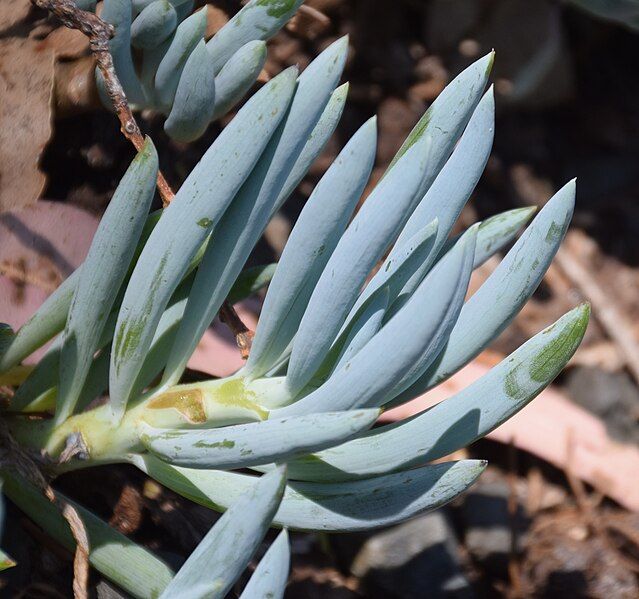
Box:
[2, 0, 639, 596]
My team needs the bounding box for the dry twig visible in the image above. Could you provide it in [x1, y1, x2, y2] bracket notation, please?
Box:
[30, 0, 174, 205]
[554, 240, 639, 385]
[219, 301, 255, 359]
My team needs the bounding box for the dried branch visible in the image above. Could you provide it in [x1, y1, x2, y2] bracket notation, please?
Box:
[219, 301, 255, 359]
[554, 239, 639, 385]
[31, 0, 174, 206]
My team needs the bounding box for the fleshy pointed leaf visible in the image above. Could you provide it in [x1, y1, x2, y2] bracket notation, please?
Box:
[161, 39, 348, 386]
[131, 0, 177, 49]
[155, 7, 207, 109]
[438, 206, 537, 269]
[210, 40, 267, 121]
[272, 82, 349, 215]
[278, 227, 476, 415]
[346, 218, 439, 325]
[286, 128, 434, 396]
[393, 180, 576, 404]
[386, 52, 494, 200]
[140, 409, 380, 469]
[110, 68, 297, 419]
[57, 141, 158, 424]
[332, 286, 389, 371]
[206, 0, 304, 73]
[164, 40, 216, 142]
[132, 454, 485, 532]
[277, 305, 589, 482]
[239, 529, 289, 599]
[158, 467, 287, 599]
[245, 117, 377, 379]
[387, 88, 495, 276]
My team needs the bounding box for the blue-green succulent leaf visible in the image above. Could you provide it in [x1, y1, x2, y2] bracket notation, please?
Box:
[388, 88, 495, 278]
[239, 529, 289, 599]
[245, 116, 377, 379]
[210, 40, 267, 121]
[393, 180, 576, 405]
[164, 40, 217, 142]
[438, 206, 537, 269]
[131, 0, 177, 49]
[277, 304, 589, 482]
[57, 140, 158, 425]
[285, 129, 434, 396]
[346, 218, 439, 325]
[100, 0, 145, 105]
[140, 409, 380, 469]
[158, 466, 286, 599]
[272, 82, 349, 215]
[207, 0, 304, 73]
[386, 52, 494, 200]
[155, 7, 208, 110]
[110, 68, 297, 420]
[132, 454, 485, 532]
[332, 286, 389, 372]
[161, 39, 348, 386]
[278, 227, 476, 415]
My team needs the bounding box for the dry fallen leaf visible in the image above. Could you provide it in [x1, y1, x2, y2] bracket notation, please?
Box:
[0, 0, 32, 29]
[0, 37, 55, 212]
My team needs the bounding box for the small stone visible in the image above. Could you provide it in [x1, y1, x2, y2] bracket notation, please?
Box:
[346, 510, 473, 598]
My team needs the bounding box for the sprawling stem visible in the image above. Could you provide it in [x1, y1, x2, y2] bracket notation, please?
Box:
[7, 376, 292, 471]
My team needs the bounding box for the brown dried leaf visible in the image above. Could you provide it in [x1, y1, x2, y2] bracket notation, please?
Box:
[45, 24, 90, 59]
[0, 0, 32, 31]
[0, 37, 55, 212]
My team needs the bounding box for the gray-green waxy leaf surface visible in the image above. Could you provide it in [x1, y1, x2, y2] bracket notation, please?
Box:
[161, 38, 348, 387]
[110, 67, 297, 419]
[272, 304, 589, 482]
[239, 529, 289, 599]
[155, 7, 208, 109]
[158, 467, 286, 599]
[286, 127, 434, 396]
[207, 0, 305, 73]
[57, 140, 158, 425]
[131, 0, 177, 49]
[392, 179, 576, 405]
[245, 116, 377, 379]
[132, 455, 486, 531]
[164, 40, 216, 142]
[210, 40, 267, 121]
[140, 409, 380, 469]
[278, 226, 476, 415]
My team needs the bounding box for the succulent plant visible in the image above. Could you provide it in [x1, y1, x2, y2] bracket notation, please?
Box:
[94, 0, 303, 142]
[0, 38, 588, 597]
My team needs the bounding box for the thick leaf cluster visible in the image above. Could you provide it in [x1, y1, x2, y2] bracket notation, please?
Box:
[0, 37, 589, 599]
[95, 0, 303, 142]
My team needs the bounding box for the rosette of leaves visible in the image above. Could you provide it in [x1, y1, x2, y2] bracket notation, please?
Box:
[96, 0, 304, 142]
[0, 46, 589, 597]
